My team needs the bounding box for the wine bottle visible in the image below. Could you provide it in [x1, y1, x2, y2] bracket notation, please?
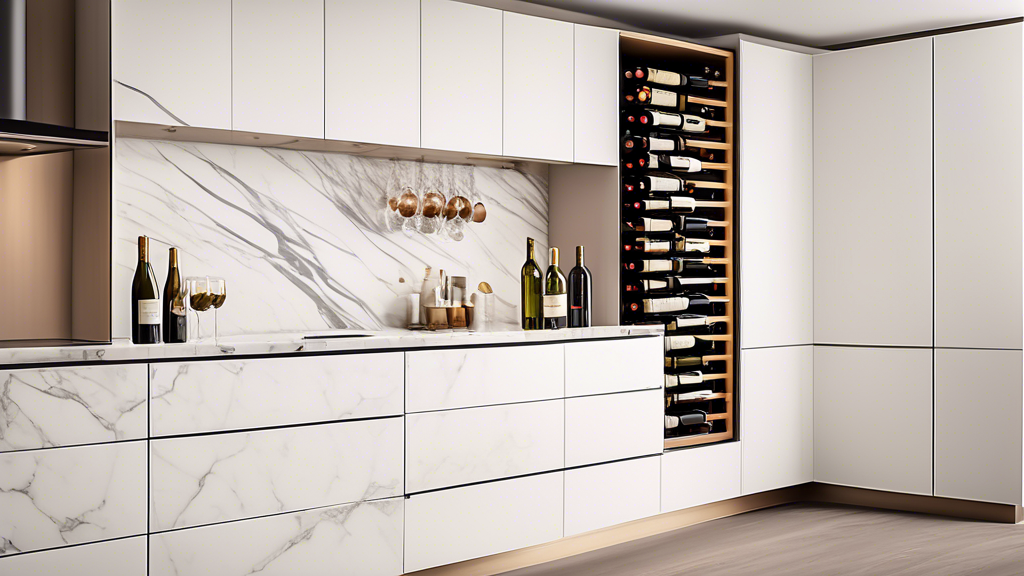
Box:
[622, 257, 722, 275]
[621, 109, 707, 133]
[624, 64, 722, 85]
[621, 133, 648, 155]
[669, 389, 716, 402]
[664, 410, 708, 429]
[623, 197, 698, 214]
[666, 315, 727, 335]
[625, 293, 716, 316]
[131, 236, 161, 344]
[666, 421, 713, 437]
[665, 371, 705, 388]
[543, 247, 567, 330]
[622, 237, 711, 256]
[162, 247, 187, 344]
[625, 277, 725, 296]
[521, 238, 543, 330]
[621, 155, 650, 173]
[624, 216, 719, 237]
[650, 154, 705, 173]
[623, 176, 705, 197]
[567, 246, 591, 328]
[665, 334, 718, 353]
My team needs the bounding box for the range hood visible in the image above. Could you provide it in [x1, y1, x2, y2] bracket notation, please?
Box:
[0, 0, 108, 155]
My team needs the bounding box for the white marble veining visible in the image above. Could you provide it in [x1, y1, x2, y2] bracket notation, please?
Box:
[0, 535, 147, 576]
[0, 326, 663, 366]
[405, 399, 565, 493]
[0, 442, 147, 555]
[150, 418, 403, 531]
[149, 352, 403, 436]
[0, 365, 147, 453]
[113, 138, 548, 337]
[149, 498, 404, 576]
[405, 344, 564, 412]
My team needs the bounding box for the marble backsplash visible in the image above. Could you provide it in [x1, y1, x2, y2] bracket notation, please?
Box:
[112, 139, 548, 338]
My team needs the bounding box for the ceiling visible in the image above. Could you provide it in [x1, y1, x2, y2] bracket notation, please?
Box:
[521, 0, 1023, 47]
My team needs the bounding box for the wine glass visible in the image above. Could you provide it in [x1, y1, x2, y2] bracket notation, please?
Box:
[186, 276, 213, 342]
[208, 277, 227, 342]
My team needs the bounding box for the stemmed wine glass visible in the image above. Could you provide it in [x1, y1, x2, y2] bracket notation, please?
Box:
[186, 276, 213, 342]
[208, 278, 227, 341]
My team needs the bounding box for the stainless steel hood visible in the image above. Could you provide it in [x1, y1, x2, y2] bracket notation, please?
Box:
[0, 0, 108, 155]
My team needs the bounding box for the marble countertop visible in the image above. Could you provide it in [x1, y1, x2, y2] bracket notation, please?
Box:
[0, 326, 663, 366]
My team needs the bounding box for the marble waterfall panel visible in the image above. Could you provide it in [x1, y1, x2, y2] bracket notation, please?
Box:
[0, 365, 148, 453]
[113, 139, 548, 337]
[150, 418, 404, 531]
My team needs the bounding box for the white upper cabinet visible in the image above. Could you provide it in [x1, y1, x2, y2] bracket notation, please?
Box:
[813, 39, 933, 347]
[325, 0, 420, 147]
[573, 25, 618, 166]
[739, 41, 813, 348]
[934, 24, 1022, 349]
[421, 0, 503, 155]
[232, 0, 324, 138]
[113, 0, 231, 128]
[502, 12, 574, 161]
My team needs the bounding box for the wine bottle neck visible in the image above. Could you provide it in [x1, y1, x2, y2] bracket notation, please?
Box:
[168, 247, 179, 268]
[138, 236, 149, 262]
[576, 246, 584, 266]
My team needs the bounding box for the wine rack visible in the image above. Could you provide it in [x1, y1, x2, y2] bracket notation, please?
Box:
[618, 33, 736, 450]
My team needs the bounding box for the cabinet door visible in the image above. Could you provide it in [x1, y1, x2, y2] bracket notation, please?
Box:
[661, 442, 740, 512]
[934, 24, 1022, 349]
[112, 0, 231, 128]
[325, 0, 420, 147]
[564, 456, 660, 536]
[739, 41, 813, 348]
[0, 536, 146, 576]
[573, 25, 618, 166]
[502, 12, 574, 161]
[740, 346, 813, 495]
[232, 0, 324, 138]
[420, 0, 502, 155]
[564, 337, 662, 396]
[565, 389, 662, 467]
[813, 346, 932, 495]
[813, 39, 933, 347]
[935, 349, 1022, 505]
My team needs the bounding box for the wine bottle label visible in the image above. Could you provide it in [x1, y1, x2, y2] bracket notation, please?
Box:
[642, 199, 671, 211]
[665, 415, 679, 429]
[651, 111, 682, 127]
[543, 294, 567, 318]
[641, 260, 673, 273]
[642, 217, 673, 232]
[665, 156, 702, 173]
[647, 153, 659, 169]
[677, 371, 704, 385]
[673, 390, 713, 401]
[669, 315, 709, 329]
[685, 240, 711, 253]
[670, 197, 697, 211]
[648, 67, 682, 86]
[650, 88, 677, 107]
[647, 176, 680, 192]
[681, 115, 707, 133]
[676, 277, 714, 285]
[641, 240, 670, 254]
[644, 297, 689, 314]
[648, 137, 675, 152]
[642, 279, 669, 291]
[138, 299, 161, 325]
[665, 335, 697, 350]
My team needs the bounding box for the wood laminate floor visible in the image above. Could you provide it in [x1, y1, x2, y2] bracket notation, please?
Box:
[503, 503, 1024, 576]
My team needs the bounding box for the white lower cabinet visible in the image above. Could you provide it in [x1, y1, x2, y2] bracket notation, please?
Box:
[740, 346, 813, 495]
[565, 389, 663, 467]
[0, 535, 146, 576]
[0, 442, 147, 556]
[934, 349, 1023, 505]
[405, 399, 564, 493]
[405, 472, 564, 572]
[564, 457, 661, 536]
[564, 337, 663, 396]
[661, 443, 741, 513]
[150, 498, 404, 576]
[814, 346, 933, 495]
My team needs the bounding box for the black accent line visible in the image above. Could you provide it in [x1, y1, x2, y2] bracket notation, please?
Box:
[822, 17, 1023, 51]
[740, 343, 813, 351]
[0, 534, 147, 561]
[408, 386, 661, 416]
[112, 80, 190, 127]
[813, 343, 933, 350]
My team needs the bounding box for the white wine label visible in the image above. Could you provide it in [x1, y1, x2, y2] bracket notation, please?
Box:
[667, 156, 702, 173]
[685, 240, 711, 253]
[665, 415, 679, 429]
[641, 240, 671, 254]
[138, 299, 161, 325]
[642, 279, 669, 291]
[650, 88, 677, 107]
[644, 297, 689, 314]
[543, 294, 567, 319]
[647, 176, 680, 191]
[676, 371, 705, 385]
[670, 197, 697, 211]
[647, 153, 659, 169]
[665, 335, 697, 350]
[642, 217, 673, 232]
[641, 260, 673, 273]
[651, 111, 682, 127]
[677, 277, 714, 285]
[673, 389, 713, 401]
[649, 137, 674, 152]
[681, 115, 707, 133]
[648, 67, 682, 86]
[643, 199, 671, 211]
[670, 315, 709, 328]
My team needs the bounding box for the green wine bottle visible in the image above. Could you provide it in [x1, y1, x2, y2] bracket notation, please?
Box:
[543, 247, 567, 330]
[521, 237, 543, 330]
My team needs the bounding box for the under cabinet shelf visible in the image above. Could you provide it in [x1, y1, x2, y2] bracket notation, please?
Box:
[665, 431, 734, 450]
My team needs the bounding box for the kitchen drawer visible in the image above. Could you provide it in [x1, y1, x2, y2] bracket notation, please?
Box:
[565, 337, 662, 396]
[661, 442, 741, 513]
[150, 353, 403, 436]
[406, 399, 564, 493]
[564, 456, 661, 536]
[0, 442, 147, 555]
[565, 389, 663, 467]
[150, 498, 403, 576]
[0, 364, 147, 452]
[405, 471, 563, 572]
[0, 535, 146, 575]
[405, 344, 564, 412]
[150, 418, 403, 531]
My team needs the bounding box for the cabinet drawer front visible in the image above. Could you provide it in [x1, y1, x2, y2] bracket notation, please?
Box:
[406, 345, 564, 412]
[565, 389, 663, 467]
[0, 364, 147, 452]
[151, 418, 403, 531]
[565, 337, 662, 396]
[0, 442, 147, 555]
[150, 353, 403, 436]
[406, 400, 564, 493]
[405, 472, 563, 572]
[565, 457, 661, 536]
[0, 535, 146, 576]
[150, 498, 403, 576]
[661, 442, 741, 513]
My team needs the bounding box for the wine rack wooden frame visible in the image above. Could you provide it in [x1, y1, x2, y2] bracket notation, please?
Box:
[618, 32, 736, 451]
